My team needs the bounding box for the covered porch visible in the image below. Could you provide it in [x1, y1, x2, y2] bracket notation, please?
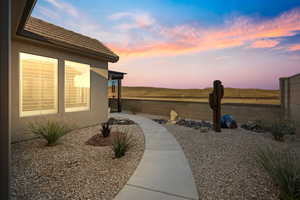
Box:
[108, 70, 126, 113]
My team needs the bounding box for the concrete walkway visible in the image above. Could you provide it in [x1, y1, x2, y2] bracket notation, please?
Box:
[112, 113, 199, 200]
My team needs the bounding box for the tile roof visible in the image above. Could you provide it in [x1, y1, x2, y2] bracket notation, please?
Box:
[24, 17, 119, 62]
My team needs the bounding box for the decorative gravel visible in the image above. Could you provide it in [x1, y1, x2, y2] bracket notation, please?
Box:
[164, 124, 300, 200]
[10, 124, 145, 200]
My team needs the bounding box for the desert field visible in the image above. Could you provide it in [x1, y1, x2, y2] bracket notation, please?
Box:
[110, 87, 280, 105]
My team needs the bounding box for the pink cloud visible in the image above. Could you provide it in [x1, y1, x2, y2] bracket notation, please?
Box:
[288, 44, 300, 51]
[249, 39, 279, 48]
[109, 8, 300, 57]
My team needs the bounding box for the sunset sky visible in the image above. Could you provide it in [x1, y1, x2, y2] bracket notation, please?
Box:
[32, 0, 300, 89]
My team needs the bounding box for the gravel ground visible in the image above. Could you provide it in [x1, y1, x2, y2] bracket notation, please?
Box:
[164, 124, 300, 200]
[10, 124, 144, 200]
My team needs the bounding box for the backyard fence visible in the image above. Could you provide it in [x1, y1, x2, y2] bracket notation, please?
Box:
[122, 98, 281, 123]
[280, 73, 300, 125]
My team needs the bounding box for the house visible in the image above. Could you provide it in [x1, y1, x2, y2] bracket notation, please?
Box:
[1, 0, 119, 197]
[11, 15, 119, 141]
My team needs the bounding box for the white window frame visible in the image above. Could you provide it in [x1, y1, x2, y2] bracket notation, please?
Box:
[64, 60, 91, 113]
[19, 52, 58, 117]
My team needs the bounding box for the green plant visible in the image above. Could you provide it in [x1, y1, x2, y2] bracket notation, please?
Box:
[256, 147, 300, 200]
[270, 120, 297, 141]
[28, 120, 70, 146]
[112, 129, 133, 158]
[101, 122, 111, 137]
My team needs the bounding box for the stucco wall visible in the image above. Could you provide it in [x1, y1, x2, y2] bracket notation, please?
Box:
[122, 99, 281, 123]
[11, 38, 108, 141]
[289, 75, 300, 122]
[280, 73, 300, 130]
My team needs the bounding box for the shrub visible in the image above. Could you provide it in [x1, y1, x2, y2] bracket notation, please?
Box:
[270, 120, 297, 141]
[28, 121, 70, 146]
[112, 128, 133, 158]
[256, 147, 300, 200]
[101, 122, 111, 137]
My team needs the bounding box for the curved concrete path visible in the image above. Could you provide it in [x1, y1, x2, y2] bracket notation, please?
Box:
[112, 113, 199, 200]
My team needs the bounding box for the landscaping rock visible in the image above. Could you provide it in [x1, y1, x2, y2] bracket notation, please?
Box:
[153, 118, 213, 130]
[200, 127, 209, 133]
[176, 119, 213, 130]
[11, 124, 144, 200]
[152, 119, 168, 124]
[168, 110, 178, 124]
[164, 124, 289, 200]
[107, 117, 136, 125]
[241, 121, 266, 133]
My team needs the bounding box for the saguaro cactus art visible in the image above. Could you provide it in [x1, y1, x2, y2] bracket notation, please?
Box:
[209, 80, 224, 132]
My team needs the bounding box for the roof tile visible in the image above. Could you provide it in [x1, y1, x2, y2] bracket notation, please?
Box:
[24, 17, 119, 62]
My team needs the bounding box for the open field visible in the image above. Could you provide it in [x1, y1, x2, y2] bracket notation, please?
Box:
[118, 87, 280, 105]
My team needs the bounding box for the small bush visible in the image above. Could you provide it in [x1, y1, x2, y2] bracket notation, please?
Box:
[270, 120, 297, 141]
[28, 121, 70, 146]
[101, 122, 111, 137]
[256, 147, 300, 200]
[112, 129, 133, 158]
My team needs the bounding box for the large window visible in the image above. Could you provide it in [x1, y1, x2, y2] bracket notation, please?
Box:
[20, 53, 58, 117]
[64, 60, 90, 112]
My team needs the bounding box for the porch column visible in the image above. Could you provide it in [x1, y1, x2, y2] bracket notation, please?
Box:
[0, 0, 11, 199]
[117, 79, 122, 112]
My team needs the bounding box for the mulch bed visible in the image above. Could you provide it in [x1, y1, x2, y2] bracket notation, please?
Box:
[86, 132, 121, 146]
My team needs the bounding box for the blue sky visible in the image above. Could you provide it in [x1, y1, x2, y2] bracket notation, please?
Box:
[32, 0, 300, 89]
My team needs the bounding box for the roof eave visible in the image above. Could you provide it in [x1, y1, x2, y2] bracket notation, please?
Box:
[12, 0, 37, 37]
[18, 29, 119, 63]
[13, 0, 119, 63]
[16, 0, 37, 35]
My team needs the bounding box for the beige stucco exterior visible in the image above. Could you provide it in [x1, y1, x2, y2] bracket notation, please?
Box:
[280, 73, 300, 134]
[11, 37, 109, 141]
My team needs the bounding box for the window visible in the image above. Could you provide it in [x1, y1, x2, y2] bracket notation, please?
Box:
[20, 53, 58, 117]
[64, 60, 90, 112]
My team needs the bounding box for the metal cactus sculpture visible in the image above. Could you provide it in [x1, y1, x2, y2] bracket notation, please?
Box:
[209, 80, 224, 132]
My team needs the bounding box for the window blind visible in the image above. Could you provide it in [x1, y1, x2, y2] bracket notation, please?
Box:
[64, 60, 90, 112]
[20, 53, 58, 117]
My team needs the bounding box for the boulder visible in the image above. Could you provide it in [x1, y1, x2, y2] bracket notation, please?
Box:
[168, 110, 178, 124]
[170, 110, 178, 121]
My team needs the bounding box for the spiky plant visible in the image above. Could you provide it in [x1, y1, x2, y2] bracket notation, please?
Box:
[112, 128, 133, 158]
[28, 120, 70, 146]
[270, 120, 297, 142]
[101, 122, 111, 137]
[256, 147, 300, 200]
